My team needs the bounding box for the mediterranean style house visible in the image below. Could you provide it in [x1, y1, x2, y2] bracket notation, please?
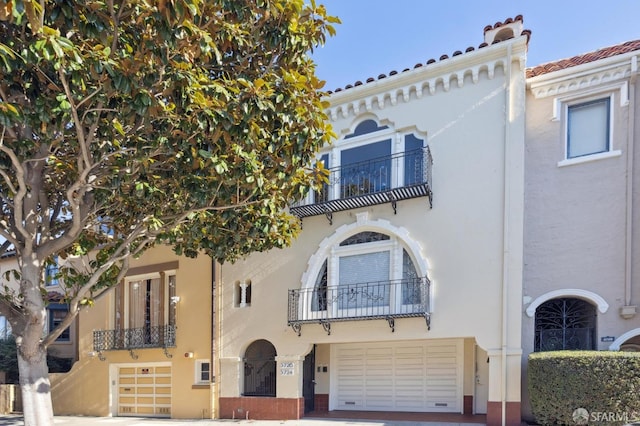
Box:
[216, 17, 527, 426]
[4, 14, 635, 426]
[522, 39, 640, 419]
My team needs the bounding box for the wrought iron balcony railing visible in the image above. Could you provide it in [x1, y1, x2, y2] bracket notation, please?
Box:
[288, 277, 431, 336]
[290, 147, 433, 220]
[93, 325, 176, 353]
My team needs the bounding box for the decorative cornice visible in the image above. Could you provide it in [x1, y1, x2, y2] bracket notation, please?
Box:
[527, 52, 639, 99]
[327, 37, 528, 122]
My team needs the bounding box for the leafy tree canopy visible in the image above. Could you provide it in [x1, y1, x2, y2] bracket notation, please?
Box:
[0, 1, 337, 422]
[0, 0, 337, 310]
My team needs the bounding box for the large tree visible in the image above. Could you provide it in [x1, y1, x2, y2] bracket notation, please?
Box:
[0, 0, 337, 424]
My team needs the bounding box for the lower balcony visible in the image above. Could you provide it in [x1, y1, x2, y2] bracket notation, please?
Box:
[287, 278, 431, 336]
[93, 325, 176, 359]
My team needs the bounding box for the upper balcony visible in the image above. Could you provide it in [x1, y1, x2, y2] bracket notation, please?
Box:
[290, 147, 433, 221]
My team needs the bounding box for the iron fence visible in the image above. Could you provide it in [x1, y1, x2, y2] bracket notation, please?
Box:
[93, 325, 176, 352]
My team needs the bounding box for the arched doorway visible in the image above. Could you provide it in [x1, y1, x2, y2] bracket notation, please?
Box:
[243, 339, 276, 397]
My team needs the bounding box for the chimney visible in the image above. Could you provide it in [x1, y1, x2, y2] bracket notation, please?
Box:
[483, 15, 525, 45]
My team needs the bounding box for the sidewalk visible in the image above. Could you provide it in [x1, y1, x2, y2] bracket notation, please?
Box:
[0, 415, 485, 426]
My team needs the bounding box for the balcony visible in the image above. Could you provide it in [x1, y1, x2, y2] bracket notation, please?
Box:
[290, 147, 433, 221]
[93, 325, 176, 359]
[287, 277, 431, 336]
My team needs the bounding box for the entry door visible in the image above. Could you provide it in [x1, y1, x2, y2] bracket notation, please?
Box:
[303, 346, 316, 413]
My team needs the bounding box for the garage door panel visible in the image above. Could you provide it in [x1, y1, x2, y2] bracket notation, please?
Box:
[117, 364, 171, 417]
[334, 340, 461, 413]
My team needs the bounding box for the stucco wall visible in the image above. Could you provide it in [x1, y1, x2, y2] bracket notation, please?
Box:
[51, 245, 213, 419]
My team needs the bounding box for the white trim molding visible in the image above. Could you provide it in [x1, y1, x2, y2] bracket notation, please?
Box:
[525, 289, 609, 317]
[608, 328, 640, 351]
[300, 217, 429, 291]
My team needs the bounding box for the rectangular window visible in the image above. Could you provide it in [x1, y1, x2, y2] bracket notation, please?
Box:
[340, 140, 391, 197]
[45, 256, 59, 287]
[567, 98, 610, 159]
[314, 154, 330, 203]
[195, 360, 211, 384]
[49, 304, 70, 342]
[338, 251, 390, 308]
[114, 272, 175, 348]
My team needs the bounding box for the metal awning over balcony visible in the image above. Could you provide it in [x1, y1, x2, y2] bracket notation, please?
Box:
[290, 147, 433, 222]
[287, 277, 431, 336]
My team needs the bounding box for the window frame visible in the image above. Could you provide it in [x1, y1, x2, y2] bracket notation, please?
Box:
[558, 93, 621, 167]
[195, 359, 211, 385]
[48, 303, 71, 342]
[114, 270, 176, 331]
[307, 121, 426, 204]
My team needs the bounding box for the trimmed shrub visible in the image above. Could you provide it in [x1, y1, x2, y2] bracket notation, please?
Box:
[529, 351, 640, 425]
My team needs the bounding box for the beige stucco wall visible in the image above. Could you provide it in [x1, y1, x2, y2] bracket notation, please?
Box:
[522, 52, 640, 418]
[219, 37, 526, 408]
[51, 245, 213, 419]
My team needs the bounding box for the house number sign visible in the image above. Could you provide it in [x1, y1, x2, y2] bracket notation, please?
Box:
[280, 362, 294, 376]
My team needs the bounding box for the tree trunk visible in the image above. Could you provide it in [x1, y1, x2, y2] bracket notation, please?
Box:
[18, 348, 54, 426]
[16, 264, 55, 426]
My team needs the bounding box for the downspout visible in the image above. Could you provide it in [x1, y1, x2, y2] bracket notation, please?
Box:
[625, 55, 637, 308]
[210, 258, 217, 418]
[501, 43, 513, 426]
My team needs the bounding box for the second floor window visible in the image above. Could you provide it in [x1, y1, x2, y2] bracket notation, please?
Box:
[45, 256, 59, 287]
[114, 273, 176, 345]
[48, 304, 70, 342]
[566, 97, 610, 159]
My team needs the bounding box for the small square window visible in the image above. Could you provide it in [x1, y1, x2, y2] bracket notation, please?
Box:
[195, 360, 210, 384]
[567, 98, 610, 159]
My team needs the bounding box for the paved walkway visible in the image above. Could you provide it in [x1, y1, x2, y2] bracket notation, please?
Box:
[0, 415, 484, 426]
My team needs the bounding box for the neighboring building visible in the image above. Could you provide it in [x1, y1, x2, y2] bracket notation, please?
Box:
[522, 40, 640, 418]
[0, 253, 76, 366]
[216, 18, 528, 426]
[50, 245, 214, 419]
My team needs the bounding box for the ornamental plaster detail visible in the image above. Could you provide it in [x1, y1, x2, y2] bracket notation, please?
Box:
[529, 64, 632, 99]
[328, 56, 521, 121]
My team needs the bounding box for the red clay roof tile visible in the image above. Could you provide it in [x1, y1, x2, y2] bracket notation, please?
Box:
[526, 40, 640, 78]
[326, 16, 528, 94]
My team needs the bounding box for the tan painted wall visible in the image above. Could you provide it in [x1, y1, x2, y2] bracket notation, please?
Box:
[51, 245, 213, 419]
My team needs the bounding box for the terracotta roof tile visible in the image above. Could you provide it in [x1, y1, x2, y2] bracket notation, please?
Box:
[526, 40, 640, 78]
[326, 16, 528, 94]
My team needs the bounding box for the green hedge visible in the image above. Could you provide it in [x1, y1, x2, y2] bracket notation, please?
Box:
[528, 351, 640, 425]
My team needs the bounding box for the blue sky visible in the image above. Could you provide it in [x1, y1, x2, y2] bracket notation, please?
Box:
[312, 1, 640, 91]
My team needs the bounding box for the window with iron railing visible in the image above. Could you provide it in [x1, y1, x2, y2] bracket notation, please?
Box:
[94, 271, 177, 351]
[289, 231, 430, 326]
[291, 120, 432, 218]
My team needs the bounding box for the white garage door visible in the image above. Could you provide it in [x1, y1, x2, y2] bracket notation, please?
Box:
[117, 364, 172, 417]
[332, 339, 462, 412]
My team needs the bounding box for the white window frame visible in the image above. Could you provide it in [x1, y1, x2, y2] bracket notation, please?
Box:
[556, 91, 621, 167]
[195, 359, 211, 385]
[304, 123, 426, 204]
[119, 271, 174, 330]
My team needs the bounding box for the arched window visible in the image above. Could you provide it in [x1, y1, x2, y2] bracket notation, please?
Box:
[534, 298, 596, 352]
[310, 231, 423, 315]
[243, 339, 276, 397]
